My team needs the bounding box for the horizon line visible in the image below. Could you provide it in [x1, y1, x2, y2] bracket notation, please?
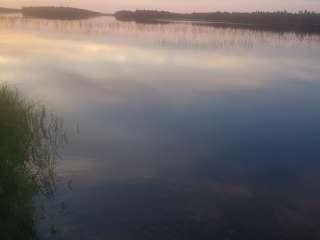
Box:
[3, 5, 320, 15]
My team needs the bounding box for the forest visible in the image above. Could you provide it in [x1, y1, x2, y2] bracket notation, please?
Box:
[115, 10, 320, 33]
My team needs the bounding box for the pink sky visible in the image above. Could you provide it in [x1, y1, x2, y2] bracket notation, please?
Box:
[2, 0, 320, 13]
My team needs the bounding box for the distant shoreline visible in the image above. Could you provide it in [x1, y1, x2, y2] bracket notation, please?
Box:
[21, 7, 111, 20]
[1, 6, 320, 34]
[0, 7, 21, 13]
[0, 6, 112, 20]
[115, 10, 320, 33]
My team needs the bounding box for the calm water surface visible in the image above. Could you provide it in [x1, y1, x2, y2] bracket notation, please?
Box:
[1, 16, 320, 239]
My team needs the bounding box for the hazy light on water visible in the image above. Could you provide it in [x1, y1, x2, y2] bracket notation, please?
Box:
[1, 15, 320, 239]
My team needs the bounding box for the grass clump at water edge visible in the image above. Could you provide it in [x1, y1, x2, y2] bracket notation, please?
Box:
[0, 84, 64, 240]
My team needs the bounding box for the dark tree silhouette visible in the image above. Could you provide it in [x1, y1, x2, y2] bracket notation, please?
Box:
[0, 7, 21, 13]
[22, 6, 105, 20]
[115, 10, 320, 33]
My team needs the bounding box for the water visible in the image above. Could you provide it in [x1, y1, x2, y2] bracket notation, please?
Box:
[1, 15, 320, 239]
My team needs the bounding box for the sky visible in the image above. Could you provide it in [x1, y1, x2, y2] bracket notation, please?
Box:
[1, 0, 320, 13]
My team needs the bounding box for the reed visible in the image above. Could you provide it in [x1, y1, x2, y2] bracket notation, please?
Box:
[0, 84, 65, 239]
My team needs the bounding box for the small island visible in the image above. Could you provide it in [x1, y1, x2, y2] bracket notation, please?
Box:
[0, 7, 21, 13]
[22, 6, 106, 20]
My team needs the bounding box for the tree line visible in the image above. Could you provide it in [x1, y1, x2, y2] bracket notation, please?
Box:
[115, 10, 320, 33]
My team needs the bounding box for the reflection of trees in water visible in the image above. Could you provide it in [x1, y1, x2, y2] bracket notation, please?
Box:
[0, 85, 65, 239]
[0, 16, 320, 49]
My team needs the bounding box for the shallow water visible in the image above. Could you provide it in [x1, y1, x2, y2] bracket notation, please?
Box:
[1, 15, 320, 239]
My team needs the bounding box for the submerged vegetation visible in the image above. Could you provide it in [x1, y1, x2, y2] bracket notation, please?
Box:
[0, 85, 65, 239]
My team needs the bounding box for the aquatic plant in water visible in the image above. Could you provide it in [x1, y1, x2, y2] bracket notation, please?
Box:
[0, 84, 65, 240]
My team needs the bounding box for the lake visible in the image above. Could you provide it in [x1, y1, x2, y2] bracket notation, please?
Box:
[1, 15, 320, 240]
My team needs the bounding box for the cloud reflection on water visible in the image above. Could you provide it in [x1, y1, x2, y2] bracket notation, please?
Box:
[1, 16, 320, 239]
